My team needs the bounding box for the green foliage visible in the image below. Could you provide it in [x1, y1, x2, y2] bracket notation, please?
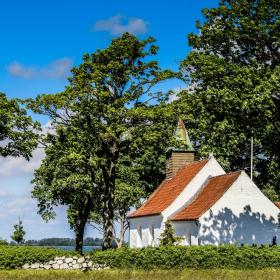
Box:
[178, 0, 280, 198]
[0, 246, 76, 269]
[0, 93, 39, 159]
[91, 245, 280, 270]
[10, 219, 25, 245]
[0, 239, 8, 245]
[159, 220, 183, 246]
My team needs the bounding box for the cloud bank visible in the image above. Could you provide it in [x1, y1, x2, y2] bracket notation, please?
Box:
[7, 58, 73, 79]
[92, 15, 148, 35]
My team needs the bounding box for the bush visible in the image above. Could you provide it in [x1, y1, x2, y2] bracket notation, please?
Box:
[91, 245, 280, 270]
[0, 246, 77, 269]
[159, 220, 183, 246]
[0, 240, 8, 246]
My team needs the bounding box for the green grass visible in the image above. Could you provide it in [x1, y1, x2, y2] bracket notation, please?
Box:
[0, 269, 280, 280]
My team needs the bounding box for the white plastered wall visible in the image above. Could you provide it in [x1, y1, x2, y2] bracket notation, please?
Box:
[129, 215, 163, 248]
[199, 171, 280, 245]
[172, 221, 199, 245]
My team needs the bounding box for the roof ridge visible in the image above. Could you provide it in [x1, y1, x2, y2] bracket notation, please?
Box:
[209, 170, 242, 179]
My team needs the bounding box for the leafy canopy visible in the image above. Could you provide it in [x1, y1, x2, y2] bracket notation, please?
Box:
[0, 93, 39, 159]
[178, 0, 280, 198]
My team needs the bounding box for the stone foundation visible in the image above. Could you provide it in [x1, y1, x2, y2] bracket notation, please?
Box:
[22, 256, 109, 270]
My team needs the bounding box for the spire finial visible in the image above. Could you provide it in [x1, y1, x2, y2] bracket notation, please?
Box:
[175, 118, 194, 151]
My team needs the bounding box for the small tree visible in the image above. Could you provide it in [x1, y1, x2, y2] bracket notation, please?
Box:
[11, 219, 25, 245]
[159, 220, 182, 246]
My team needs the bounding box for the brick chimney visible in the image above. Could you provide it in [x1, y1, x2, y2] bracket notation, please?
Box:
[166, 119, 195, 179]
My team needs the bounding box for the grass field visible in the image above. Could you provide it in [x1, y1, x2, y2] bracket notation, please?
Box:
[0, 269, 280, 280]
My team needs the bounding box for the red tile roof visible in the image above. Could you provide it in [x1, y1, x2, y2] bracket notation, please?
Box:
[128, 159, 208, 218]
[274, 202, 280, 209]
[171, 171, 241, 221]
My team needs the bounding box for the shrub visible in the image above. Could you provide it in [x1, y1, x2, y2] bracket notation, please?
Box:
[0, 246, 77, 269]
[91, 245, 280, 270]
[159, 220, 183, 246]
[0, 240, 8, 246]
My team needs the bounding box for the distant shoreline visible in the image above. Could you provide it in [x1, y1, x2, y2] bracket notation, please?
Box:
[45, 245, 102, 251]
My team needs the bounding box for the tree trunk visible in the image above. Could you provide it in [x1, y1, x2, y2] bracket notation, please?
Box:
[74, 218, 87, 255]
[74, 197, 93, 254]
[116, 212, 126, 248]
[102, 141, 118, 250]
[102, 189, 115, 250]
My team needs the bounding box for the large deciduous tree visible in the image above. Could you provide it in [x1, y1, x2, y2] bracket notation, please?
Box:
[178, 0, 280, 199]
[30, 33, 176, 250]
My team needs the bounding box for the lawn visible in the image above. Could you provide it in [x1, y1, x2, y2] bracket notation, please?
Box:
[0, 269, 280, 280]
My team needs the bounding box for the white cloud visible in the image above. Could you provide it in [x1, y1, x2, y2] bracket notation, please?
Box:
[0, 148, 45, 177]
[7, 62, 35, 79]
[40, 58, 73, 78]
[92, 15, 148, 35]
[168, 84, 198, 103]
[0, 189, 33, 218]
[167, 86, 185, 103]
[0, 121, 54, 178]
[4, 197, 32, 216]
[0, 191, 9, 198]
[7, 58, 73, 79]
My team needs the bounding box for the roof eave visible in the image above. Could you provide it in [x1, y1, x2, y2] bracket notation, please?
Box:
[127, 213, 162, 219]
[171, 217, 199, 222]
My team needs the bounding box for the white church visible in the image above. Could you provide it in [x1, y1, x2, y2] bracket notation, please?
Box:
[128, 119, 280, 247]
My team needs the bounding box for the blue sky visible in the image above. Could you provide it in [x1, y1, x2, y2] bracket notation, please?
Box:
[0, 0, 218, 241]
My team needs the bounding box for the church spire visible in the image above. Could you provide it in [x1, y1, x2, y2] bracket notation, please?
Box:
[166, 118, 196, 179]
[175, 118, 194, 151]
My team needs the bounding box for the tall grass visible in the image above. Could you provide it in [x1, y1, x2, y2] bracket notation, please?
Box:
[0, 269, 279, 280]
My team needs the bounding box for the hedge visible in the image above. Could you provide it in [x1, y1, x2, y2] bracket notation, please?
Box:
[0, 246, 77, 269]
[91, 245, 280, 269]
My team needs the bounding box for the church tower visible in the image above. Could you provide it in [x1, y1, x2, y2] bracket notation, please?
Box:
[166, 118, 195, 179]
